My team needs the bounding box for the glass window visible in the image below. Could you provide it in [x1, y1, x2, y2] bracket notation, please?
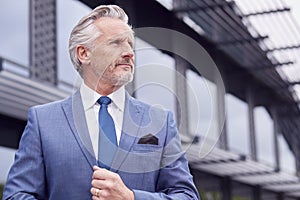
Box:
[254, 106, 274, 166]
[278, 134, 296, 173]
[186, 70, 215, 141]
[226, 94, 250, 155]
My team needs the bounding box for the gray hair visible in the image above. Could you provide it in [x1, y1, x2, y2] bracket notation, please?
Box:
[69, 5, 129, 75]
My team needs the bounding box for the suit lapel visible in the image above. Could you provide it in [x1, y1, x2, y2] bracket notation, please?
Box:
[62, 90, 96, 169]
[111, 93, 145, 172]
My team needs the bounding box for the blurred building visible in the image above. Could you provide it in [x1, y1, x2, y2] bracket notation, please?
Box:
[1, 0, 300, 199]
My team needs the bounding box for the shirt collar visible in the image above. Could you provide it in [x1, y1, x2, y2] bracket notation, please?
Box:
[80, 83, 125, 111]
[108, 85, 125, 112]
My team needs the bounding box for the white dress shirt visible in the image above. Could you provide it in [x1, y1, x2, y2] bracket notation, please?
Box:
[80, 83, 125, 159]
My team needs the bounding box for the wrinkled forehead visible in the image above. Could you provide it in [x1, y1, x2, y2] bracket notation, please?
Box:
[95, 17, 134, 38]
[109, 30, 134, 41]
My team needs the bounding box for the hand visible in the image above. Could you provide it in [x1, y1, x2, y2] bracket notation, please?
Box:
[91, 165, 135, 200]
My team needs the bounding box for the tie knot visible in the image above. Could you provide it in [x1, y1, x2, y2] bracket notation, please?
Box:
[97, 96, 111, 106]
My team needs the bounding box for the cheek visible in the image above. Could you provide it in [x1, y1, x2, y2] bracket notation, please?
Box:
[103, 45, 121, 58]
[91, 47, 120, 69]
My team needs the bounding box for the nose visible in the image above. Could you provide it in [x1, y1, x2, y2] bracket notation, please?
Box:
[121, 51, 134, 59]
[121, 44, 134, 59]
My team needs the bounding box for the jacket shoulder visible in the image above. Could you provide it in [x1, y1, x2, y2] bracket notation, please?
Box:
[30, 95, 71, 113]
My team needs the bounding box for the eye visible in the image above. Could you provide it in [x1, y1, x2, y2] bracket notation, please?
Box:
[128, 41, 134, 48]
[110, 39, 121, 46]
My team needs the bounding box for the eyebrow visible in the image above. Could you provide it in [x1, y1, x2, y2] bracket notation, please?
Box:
[107, 32, 134, 43]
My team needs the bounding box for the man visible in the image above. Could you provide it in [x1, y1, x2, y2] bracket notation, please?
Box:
[3, 4, 199, 200]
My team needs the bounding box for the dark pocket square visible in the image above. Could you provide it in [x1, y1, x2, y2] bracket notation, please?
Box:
[138, 134, 158, 145]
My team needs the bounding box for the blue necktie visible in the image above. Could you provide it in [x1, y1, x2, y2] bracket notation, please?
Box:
[97, 96, 117, 170]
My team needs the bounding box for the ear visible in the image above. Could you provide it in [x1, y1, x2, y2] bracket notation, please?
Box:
[76, 45, 91, 65]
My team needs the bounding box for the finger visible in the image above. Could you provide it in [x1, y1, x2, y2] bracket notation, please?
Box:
[93, 167, 114, 180]
[90, 187, 97, 196]
[92, 196, 100, 200]
[93, 165, 101, 171]
[90, 187, 101, 198]
[90, 187, 95, 196]
[91, 179, 111, 189]
[92, 167, 104, 180]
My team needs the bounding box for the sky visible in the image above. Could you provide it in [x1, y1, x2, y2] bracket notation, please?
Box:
[0, 0, 299, 184]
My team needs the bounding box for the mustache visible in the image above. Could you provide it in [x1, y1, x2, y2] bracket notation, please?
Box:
[115, 58, 134, 67]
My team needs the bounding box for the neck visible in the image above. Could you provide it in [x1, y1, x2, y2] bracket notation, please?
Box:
[96, 85, 121, 96]
[84, 79, 122, 96]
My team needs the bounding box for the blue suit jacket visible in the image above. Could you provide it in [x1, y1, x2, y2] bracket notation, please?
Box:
[3, 90, 199, 200]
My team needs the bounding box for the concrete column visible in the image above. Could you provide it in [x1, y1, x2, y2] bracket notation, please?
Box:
[174, 55, 190, 140]
[252, 185, 261, 200]
[0, 57, 2, 71]
[277, 192, 284, 200]
[216, 72, 228, 150]
[221, 176, 232, 200]
[247, 86, 257, 161]
[295, 147, 300, 177]
[271, 106, 280, 171]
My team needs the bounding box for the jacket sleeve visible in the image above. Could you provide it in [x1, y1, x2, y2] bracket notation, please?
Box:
[3, 107, 47, 200]
[132, 111, 200, 200]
